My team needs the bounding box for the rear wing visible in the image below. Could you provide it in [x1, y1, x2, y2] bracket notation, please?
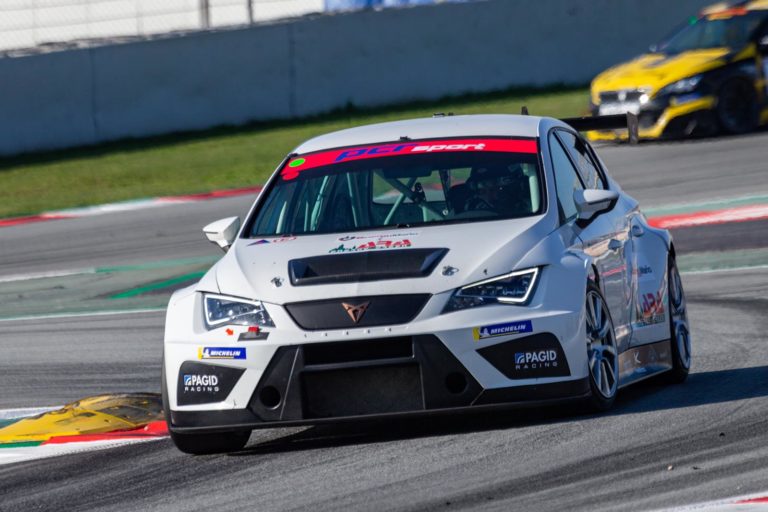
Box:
[561, 113, 639, 144]
[521, 107, 639, 144]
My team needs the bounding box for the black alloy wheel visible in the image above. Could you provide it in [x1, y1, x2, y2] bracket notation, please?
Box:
[716, 79, 758, 134]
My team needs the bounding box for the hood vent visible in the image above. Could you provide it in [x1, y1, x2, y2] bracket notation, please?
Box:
[288, 248, 448, 286]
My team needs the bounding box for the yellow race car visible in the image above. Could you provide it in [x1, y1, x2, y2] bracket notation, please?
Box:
[590, 0, 768, 140]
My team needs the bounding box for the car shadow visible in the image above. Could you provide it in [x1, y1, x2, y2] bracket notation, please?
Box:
[229, 365, 768, 457]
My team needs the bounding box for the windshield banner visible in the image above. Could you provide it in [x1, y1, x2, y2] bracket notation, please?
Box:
[282, 138, 538, 180]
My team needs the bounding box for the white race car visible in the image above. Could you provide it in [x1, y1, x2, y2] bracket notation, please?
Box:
[162, 113, 691, 454]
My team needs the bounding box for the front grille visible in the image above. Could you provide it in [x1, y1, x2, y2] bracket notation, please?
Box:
[599, 90, 645, 103]
[301, 365, 423, 418]
[303, 337, 413, 365]
[248, 335, 483, 421]
[285, 294, 431, 330]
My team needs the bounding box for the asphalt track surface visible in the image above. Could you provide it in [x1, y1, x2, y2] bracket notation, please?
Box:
[1, 132, 767, 511]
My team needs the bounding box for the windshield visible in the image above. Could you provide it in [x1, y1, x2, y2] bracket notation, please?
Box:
[247, 138, 543, 237]
[657, 11, 764, 54]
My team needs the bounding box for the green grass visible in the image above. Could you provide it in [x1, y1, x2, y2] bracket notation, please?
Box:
[0, 87, 589, 218]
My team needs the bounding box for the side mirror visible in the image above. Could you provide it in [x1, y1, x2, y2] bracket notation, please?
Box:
[203, 216, 240, 251]
[574, 189, 619, 222]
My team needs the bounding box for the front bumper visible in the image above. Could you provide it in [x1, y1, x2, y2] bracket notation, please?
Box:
[588, 94, 717, 141]
[164, 264, 591, 432]
[169, 333, 590, 433]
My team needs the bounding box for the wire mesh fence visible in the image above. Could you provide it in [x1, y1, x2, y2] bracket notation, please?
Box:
[0, 0, 467, 53]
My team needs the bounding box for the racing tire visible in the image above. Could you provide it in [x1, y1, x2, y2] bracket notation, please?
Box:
[169, 430, 251, 456]
[584, 282, 619, 411]
[664, 255, 691, 384]
[716, 79, 758, 135]
[161, 359, 250, 455]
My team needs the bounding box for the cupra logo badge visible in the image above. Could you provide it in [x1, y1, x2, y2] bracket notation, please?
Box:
[342, 301, 370, 323]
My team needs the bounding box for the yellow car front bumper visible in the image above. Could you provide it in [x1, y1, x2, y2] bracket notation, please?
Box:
[588, 96, 717, 141]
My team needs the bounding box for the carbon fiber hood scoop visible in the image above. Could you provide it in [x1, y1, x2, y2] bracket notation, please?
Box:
[288, 248, 448, 286]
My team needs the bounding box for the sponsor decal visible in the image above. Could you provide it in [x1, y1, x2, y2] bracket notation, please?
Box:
[338, 232, 418, 242]
[473, 320, 532, 341]
[637, 291, 665, 326]
[182, 374, 220, 394]
[514, 350, 559, 370]
[476, 333, 570, 379]
[281, 138, 538, 180]
[329, 238, 411, 253]
[225, 328, 234, 336]
[197, 347, 246, 360]
[177, 362, 244, 405]
[248, 236, 297, 246]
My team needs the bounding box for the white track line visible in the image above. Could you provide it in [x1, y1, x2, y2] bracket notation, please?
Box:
[0, 438, 164, 466]
[681, 264, 768, 276]
[0, 308, 165, 323]
[0, 268, 95, 284]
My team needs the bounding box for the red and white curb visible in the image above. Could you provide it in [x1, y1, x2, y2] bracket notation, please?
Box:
[0, 431, 167, 466]
[0, 407, 168, 466]
[662, 492, 768, 511]
[0, 185, 262, 228]
[648, 204, 768, 229]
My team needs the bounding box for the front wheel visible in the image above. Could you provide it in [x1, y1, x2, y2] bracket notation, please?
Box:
[665, 255, 691, 383]
[162, 358, 250, 455]
[169, 430, 251, 455]
[716, 80, 758, 134]
[585, 282, 619, 411]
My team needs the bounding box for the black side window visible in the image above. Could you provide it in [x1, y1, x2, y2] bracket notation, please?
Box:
[556, 130, 606, 190]
[549, 132, 584, 223]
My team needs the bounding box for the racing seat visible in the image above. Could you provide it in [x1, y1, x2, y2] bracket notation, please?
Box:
[447, 184, 471, 214]
[319, 193, 355, 232]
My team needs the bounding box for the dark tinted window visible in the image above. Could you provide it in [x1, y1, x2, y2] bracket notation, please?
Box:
[248, 142, 543, 237]
[549, 133, 584, 222]
[556, 130, 606, 190]
[657, 12, 764, 53]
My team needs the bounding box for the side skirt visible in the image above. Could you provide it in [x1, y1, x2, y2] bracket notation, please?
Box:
[617, 339, 673, 389]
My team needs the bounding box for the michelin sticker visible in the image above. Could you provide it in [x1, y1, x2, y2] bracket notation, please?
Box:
[473, 320, 532, 341]
[198, 347, 247, 360]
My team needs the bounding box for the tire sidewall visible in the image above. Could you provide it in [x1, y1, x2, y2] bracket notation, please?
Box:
[716, 79, 758, 134]
[667, 256, 691, 382]
[585, 281, 618, 411]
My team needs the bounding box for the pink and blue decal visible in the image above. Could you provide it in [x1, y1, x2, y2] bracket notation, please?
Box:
[281, 138, 538, 180]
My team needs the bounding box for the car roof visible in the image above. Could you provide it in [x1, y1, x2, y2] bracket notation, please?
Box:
[293, 114, 544, 154]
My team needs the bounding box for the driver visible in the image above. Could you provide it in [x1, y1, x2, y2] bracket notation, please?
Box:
[463, 165, 516, 214]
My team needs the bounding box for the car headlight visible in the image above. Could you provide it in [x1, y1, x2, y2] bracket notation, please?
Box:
[203, 294, 275, 329]
[443, 267, 539, 312]
[659, 75, 702, 95]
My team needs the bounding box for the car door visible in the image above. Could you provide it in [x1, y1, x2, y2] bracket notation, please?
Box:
[548, 130, 632, 351]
